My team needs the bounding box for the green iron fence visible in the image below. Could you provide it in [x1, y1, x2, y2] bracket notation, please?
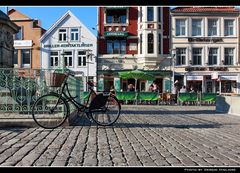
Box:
[0, 68, 83, 114]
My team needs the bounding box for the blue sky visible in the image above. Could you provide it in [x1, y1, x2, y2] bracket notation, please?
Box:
[0, 6, 98, 36]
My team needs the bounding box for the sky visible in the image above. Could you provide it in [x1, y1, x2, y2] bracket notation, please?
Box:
[0, 6, 98, 36]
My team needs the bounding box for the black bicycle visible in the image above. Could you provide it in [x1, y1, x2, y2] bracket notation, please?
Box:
[32, 70, 121, 129]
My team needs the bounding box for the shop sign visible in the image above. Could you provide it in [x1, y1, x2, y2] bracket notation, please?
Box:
[104, 32, 128, 37]
[188, 37, 223, 43]
[14, 40, 33, 47]
[187, 76, 203, 81]
[43, 42, 93, 48]
[220, 76, 237, 81]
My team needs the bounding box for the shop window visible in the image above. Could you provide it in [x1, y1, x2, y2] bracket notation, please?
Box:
[59, 28, 67, 41]
[50, 51, 59, 67]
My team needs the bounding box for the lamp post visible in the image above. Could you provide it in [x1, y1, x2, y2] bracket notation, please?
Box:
[171, 49, 176, 91]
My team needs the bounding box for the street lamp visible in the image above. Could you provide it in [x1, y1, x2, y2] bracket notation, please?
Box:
[171, 49, 176, 91]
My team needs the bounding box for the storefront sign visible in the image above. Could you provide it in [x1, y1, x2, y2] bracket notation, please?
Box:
[188, 37, 223, 43]
[98, 78, 104, 91]
[114, 78, 121, 92]
[14, 40, 33, 47]
[187, 76, 203, 81]
[43, 42, 93, 48]
[220, 76, 237, 81]
[104, 32, 128, 37]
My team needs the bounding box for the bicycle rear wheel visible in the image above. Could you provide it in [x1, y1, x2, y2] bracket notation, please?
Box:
[90, 95, 121, 126]
[32, 93, 69, 129]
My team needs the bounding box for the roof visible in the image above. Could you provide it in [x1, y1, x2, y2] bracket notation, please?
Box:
[0, 10, 10, 20]
[171, 7, 239, 13]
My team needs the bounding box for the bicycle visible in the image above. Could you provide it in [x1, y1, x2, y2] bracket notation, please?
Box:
[32, 69, 121, 129]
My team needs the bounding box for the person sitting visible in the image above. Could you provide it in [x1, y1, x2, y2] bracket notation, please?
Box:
[127, 84, 135, 92]
[180, 85, 187, 93]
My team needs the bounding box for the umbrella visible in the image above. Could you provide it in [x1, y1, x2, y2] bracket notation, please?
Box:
[118, 70, 156, 91]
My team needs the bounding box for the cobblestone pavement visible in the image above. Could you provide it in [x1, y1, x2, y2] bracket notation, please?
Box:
[1, 105, 240, 167]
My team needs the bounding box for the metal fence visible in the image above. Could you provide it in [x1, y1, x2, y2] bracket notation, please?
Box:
[0, 68, 83, 115]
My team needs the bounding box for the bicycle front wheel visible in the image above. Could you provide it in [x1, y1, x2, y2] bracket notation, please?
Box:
[90, 95, 121, 126]
[32, 93, 69, 129]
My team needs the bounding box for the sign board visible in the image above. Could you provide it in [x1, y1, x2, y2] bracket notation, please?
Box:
[104, 32, 128, 37]
[98, 78, 104, 91]
[164, 80, 171, 92]
[220, 76, 237, 81]
[211, 72, 218, 80]
[43, 42, 93, 48]
[129, 43, 137, 51]
[14, 40, 33, 47]
[187, 76, 203, 81]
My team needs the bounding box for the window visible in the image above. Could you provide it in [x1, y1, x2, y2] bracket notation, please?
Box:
[148, 33, 154, 54]
[59, 28, 67, 41]
[50, 51, 59, 67]
[208, 19, 218, 36]
[224, 48, 234, 65]
[140, 34, 143, 54]
[208, 48, 218, 65]
[64, 51, 73, 67]
[224, 20, 234, 36]
[14, 26, 23, 40]
[78, 51, 86, 66]
[14, 50, 18, 65]
[158, 34, 161, 54]
[71, 28, 79, 41]
[176, 48, 186, 65]
[192, 19, 202, 36]
[158, 7, 161, 23]
[147, 7, 154, 21]
[106, 9, 127, 24]
[176, 19, 186, 36]
[106, 40, 126, 54]
[192, 48, 202, 65]
[21, 49, 31, 68]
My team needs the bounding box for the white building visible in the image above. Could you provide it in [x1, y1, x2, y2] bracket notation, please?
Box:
[40, 10, 97, 91]
[171, 7, 240, 94]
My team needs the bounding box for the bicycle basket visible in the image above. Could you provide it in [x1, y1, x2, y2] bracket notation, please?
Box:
[45, 72, 66, 87]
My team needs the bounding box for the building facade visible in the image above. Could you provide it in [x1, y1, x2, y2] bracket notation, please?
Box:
[171, 7, 240, 94]
[97, 6, 170, 92]
[40, 11, 97, 91]
[0, 10, 18, 68]
[8, 9, 46, 69]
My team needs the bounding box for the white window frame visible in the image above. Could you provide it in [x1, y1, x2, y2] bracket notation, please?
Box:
[50, 51, 59, 68]
[224, 19, 235, 36]
[70, 28, 80, 41]
[78, 51, 87, 67]
[224, 48, 234, 65]
[208, 48, 218, 65]
[21, 49, 31, 68]
[192, 19, 202, 37]
[192, 48, 202, 66]
[208, 19, 218, 37]
[64, 51, 73, 67]
[176, 48, 186, 66]
[176, 19, 186, 36]
[58, 28, 67, 42]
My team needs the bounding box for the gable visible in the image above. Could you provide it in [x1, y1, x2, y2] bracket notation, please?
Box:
[8, 9, 31, 20]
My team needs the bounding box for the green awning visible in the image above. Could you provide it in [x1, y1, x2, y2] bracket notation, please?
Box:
[104, 31, 128, 37]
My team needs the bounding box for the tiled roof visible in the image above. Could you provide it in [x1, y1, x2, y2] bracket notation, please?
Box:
[171, 7, 239, 13]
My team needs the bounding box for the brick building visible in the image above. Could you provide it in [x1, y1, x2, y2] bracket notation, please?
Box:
[97, 6, 170, 92]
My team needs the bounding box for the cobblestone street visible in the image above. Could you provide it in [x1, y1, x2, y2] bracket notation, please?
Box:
[1, 105, 240, 167]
